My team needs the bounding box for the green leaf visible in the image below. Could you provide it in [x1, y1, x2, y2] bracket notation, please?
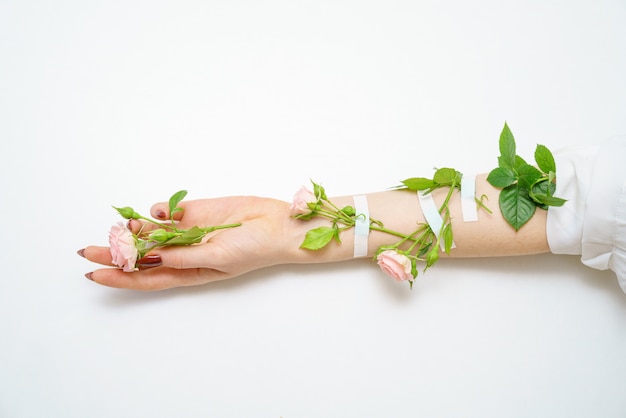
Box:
[300, 226, 337, 250]
[340, 205, 356, 217]
[516, 164, 542, 189]
[489, 124, 565, 231]
[499, 185, 537, 231]
[531, 194, 567, 207]
[168, 190, 188, 215]
[417, 241, 432, 257]
[531, 179, 555, 196]
[535, 144, 556, 173]
[312, 182, 327, 201]
[293, 211, 315, 221]
[499, 122, 517, 168]
[433, 168, 460, 186]
[514, 155, 529, 170]
[402, 177, 435, 191]
[487, 167, 517, 188]
[497, 156, 510, 170]
[530, 180, 566, 207]
[164, 226, 206, 245]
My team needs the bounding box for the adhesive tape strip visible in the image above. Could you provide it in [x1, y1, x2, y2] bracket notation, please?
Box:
[353, 195, 369, 257]
[417, 190, 456, 251]
[461, 173, 478, 222]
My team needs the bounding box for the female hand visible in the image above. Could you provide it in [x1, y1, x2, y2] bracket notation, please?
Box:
[80, 196, 300, 290]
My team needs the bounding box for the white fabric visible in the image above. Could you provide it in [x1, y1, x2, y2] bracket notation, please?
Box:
[546, 146, 596, 255]
[547, 137, 626, 292]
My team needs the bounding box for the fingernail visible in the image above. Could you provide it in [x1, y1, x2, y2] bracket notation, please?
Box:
[155, 210, 166, 220]
[85, 272, 94, 281]
[77, 249, 86, 258]
[137, 255, 162, 268]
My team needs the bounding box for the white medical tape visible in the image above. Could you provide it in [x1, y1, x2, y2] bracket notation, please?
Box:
[353, 195, 370, 257]
[461, 173, 478, 222]
[417, 190, 456, 251]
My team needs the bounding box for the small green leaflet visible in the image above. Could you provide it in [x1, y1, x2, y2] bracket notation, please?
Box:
[163, 226, 206, 245]
[516, 164, 542, 189]
[534, 144, 556, 173]
[168, 190, 188, 219]
[300, 226, 339, 250]
[401, 167, 462, 194]
[401, 177, 435, 191]
[313, 182, 328, 201]
[486, 167, 516, 188]
[499, 123, 517, 169]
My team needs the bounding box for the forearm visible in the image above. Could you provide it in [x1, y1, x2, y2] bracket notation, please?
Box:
[285, 173, 549, 265]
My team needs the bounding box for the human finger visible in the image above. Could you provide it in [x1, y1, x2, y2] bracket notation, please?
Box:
[150, 202, 184, 221]
[127, 218, 175, 235]
[79, 246, 115, 267]
[145, 242, 234, 271]
[78, 245, 169, 269]
[85, 265, 230, 290]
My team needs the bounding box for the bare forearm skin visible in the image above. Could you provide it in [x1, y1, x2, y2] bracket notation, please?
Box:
[286, 174, 549, 264]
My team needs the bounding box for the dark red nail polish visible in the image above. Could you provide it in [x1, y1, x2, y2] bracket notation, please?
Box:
[155, 210, 166, 220]
[85, 272, 94, 281]
[77, 249, 86, 258]
[137, 255, 162, 267]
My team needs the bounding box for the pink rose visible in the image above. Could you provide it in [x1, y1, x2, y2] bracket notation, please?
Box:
[109, 222, 138, 272]
[377, 250, 413, 282]
[290, 186, 316, 215]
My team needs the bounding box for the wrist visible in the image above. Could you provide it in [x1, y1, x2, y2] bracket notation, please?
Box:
[284, 191, 424, 264]
[283, 195, 355, 265]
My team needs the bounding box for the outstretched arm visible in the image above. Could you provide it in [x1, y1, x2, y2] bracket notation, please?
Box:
[79, 174, 549, 290]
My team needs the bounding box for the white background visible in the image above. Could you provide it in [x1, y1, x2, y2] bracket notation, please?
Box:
[1, 0, 626, 417]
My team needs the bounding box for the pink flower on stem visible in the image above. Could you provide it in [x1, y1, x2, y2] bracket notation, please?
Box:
[377, 250, 413, 282]
[109, 222, 139, 272]
[290, 186, 316, 215]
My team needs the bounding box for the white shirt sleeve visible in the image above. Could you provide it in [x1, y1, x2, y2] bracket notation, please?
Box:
[546, 137, 626, 292]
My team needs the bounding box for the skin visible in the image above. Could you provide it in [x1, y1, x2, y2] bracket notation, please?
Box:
[80, 174, 549, 290]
